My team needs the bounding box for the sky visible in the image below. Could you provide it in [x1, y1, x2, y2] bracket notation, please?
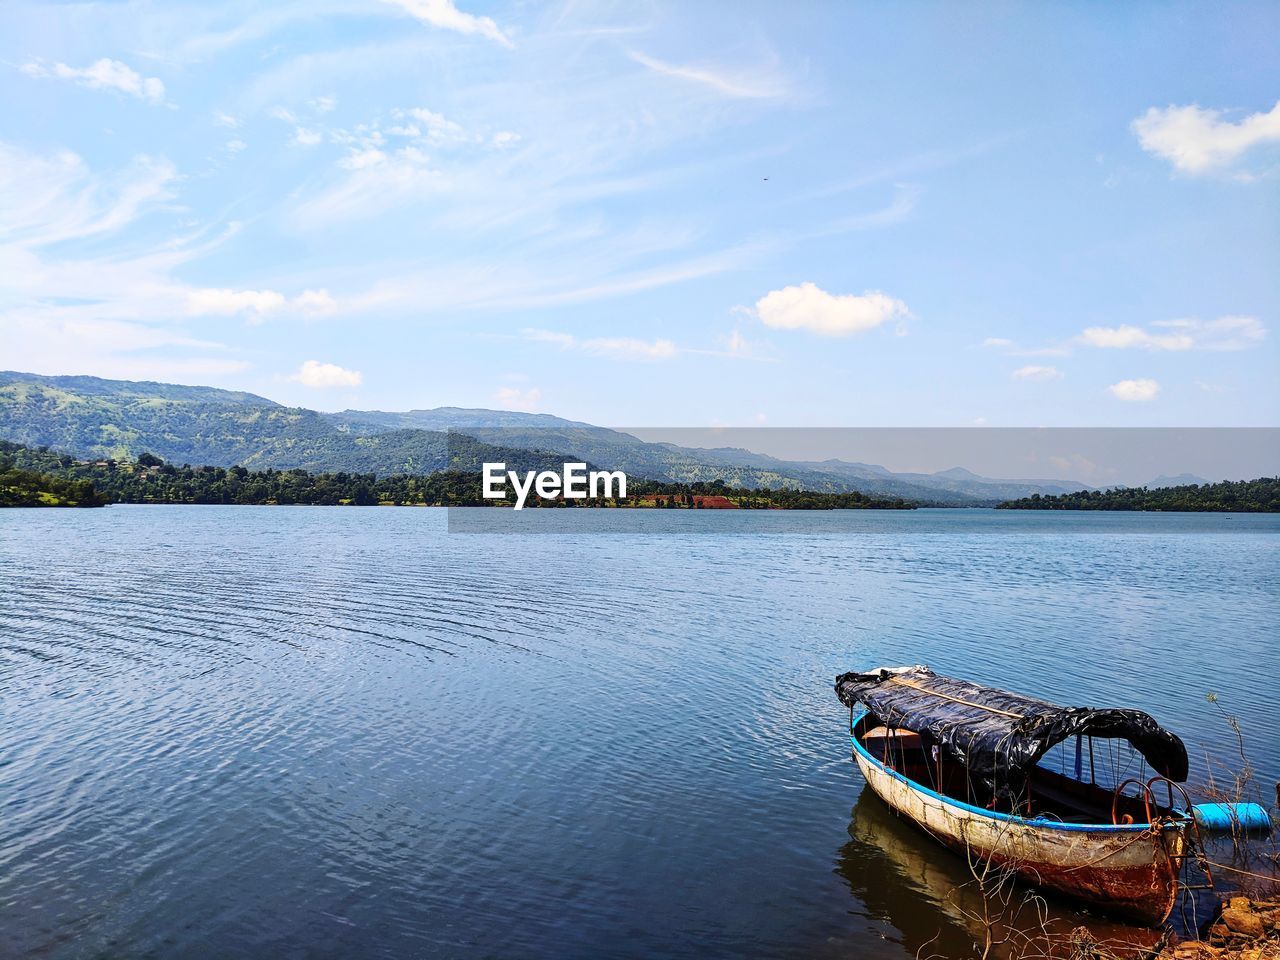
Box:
[1, 0, 1278, 428]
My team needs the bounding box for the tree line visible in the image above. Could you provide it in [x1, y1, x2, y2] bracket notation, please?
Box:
[0, 441, 913, 509]
[0, 464, 108, 507]
[996, 477, 1280, 512]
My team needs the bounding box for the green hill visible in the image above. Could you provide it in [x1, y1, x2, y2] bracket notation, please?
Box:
[0, 372, 1096, 503]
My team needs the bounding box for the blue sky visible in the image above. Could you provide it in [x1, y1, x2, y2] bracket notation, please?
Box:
[2, 0, 1278, 427]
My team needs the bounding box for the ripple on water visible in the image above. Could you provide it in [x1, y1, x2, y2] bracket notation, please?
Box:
[1, 506, 1276, 959]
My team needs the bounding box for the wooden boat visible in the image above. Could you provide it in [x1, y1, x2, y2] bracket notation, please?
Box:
[836, 666, 1206, 925]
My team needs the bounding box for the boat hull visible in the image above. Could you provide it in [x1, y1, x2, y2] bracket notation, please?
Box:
[853, 736, 1187, 925]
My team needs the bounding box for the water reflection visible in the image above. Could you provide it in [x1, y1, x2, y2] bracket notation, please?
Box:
[836, 789, 1167, 960]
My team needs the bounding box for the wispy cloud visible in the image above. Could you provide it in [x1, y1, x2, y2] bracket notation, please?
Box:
[1011, 365, 1063, 381]
[293, 147, 446, 225]
[988, 341, 1073, 358]
[627, 50, 787, 100]
[21, 58, 167, 106]
[1133, 100, 1280, 176]
[524, 328, 677, 360]
[806, 184, 921, 238]
[0, 140, 281, 382]
[0, 143, 178, 248]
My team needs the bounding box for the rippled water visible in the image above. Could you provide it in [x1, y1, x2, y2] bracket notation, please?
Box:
[2, 507, 1277, 959]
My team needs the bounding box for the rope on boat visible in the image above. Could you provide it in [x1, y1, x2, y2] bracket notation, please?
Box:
[887, 676, 1024, 719]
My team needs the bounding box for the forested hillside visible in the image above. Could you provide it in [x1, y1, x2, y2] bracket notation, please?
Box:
[0, 372, 945, 493]
[0, 374, 587, 475]
[0, 372, 1110, 503]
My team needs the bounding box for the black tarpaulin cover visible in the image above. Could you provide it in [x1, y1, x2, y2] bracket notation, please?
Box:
[835, 666, 1188, 793]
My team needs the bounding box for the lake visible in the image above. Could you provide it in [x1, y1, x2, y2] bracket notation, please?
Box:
[2, 507, 1277, 959]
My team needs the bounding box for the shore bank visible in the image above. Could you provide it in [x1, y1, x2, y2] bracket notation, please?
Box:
[1158, 897, 1280, 960]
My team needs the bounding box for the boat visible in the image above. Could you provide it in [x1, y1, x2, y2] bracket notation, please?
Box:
[835, 665, 1209, 925]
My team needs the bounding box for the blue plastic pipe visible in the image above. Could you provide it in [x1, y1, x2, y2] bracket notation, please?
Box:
[1191, 802, 1273, 832]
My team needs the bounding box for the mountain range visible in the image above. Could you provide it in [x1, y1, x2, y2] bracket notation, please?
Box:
[0, 371, 1101, 504]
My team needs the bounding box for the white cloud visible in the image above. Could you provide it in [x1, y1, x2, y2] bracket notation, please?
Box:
[1011, 365, 1062, 381]
[1108, 378, 1160, 402]
[187, 287, 337, 321]
[755, 282, 908, 337]
[308, 95, 337, 114]
[628, 50, 786, 100]
[22, 58, 166, 106]
[1078, 316, 1264, 352]
[289, 360, 363, 388]
[1079, 324, 1193, 351]
[340, 148, 388, 169]
[214, 111, 240, 128]
[523, 328, 677, 360]
[381, 0, 512, 48]
[494, 385, 542, 412]
[293, 288, 338, 314]
[292, 127, 324, 147]
[1133, 101, 1280, 175]
[983, 337, 1013, 348]
[187, 288, 287, 318]
[492, 131, 521, 149]
[1152, 315, 1265, 351]
[226, 139, 248, 155]
[400, 107, 468, 143]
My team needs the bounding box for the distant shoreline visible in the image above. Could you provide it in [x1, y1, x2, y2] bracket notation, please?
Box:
[998, 477, 1279, 513]
[5, 440, 1277, 512]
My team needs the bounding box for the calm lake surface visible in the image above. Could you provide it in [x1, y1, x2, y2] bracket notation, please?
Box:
[3, 507, 1277, 959]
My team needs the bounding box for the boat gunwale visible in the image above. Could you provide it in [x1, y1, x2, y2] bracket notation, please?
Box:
[850, 708, 1188, 835]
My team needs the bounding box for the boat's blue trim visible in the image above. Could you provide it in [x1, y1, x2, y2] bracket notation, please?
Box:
[849, 708, 1171, 834]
